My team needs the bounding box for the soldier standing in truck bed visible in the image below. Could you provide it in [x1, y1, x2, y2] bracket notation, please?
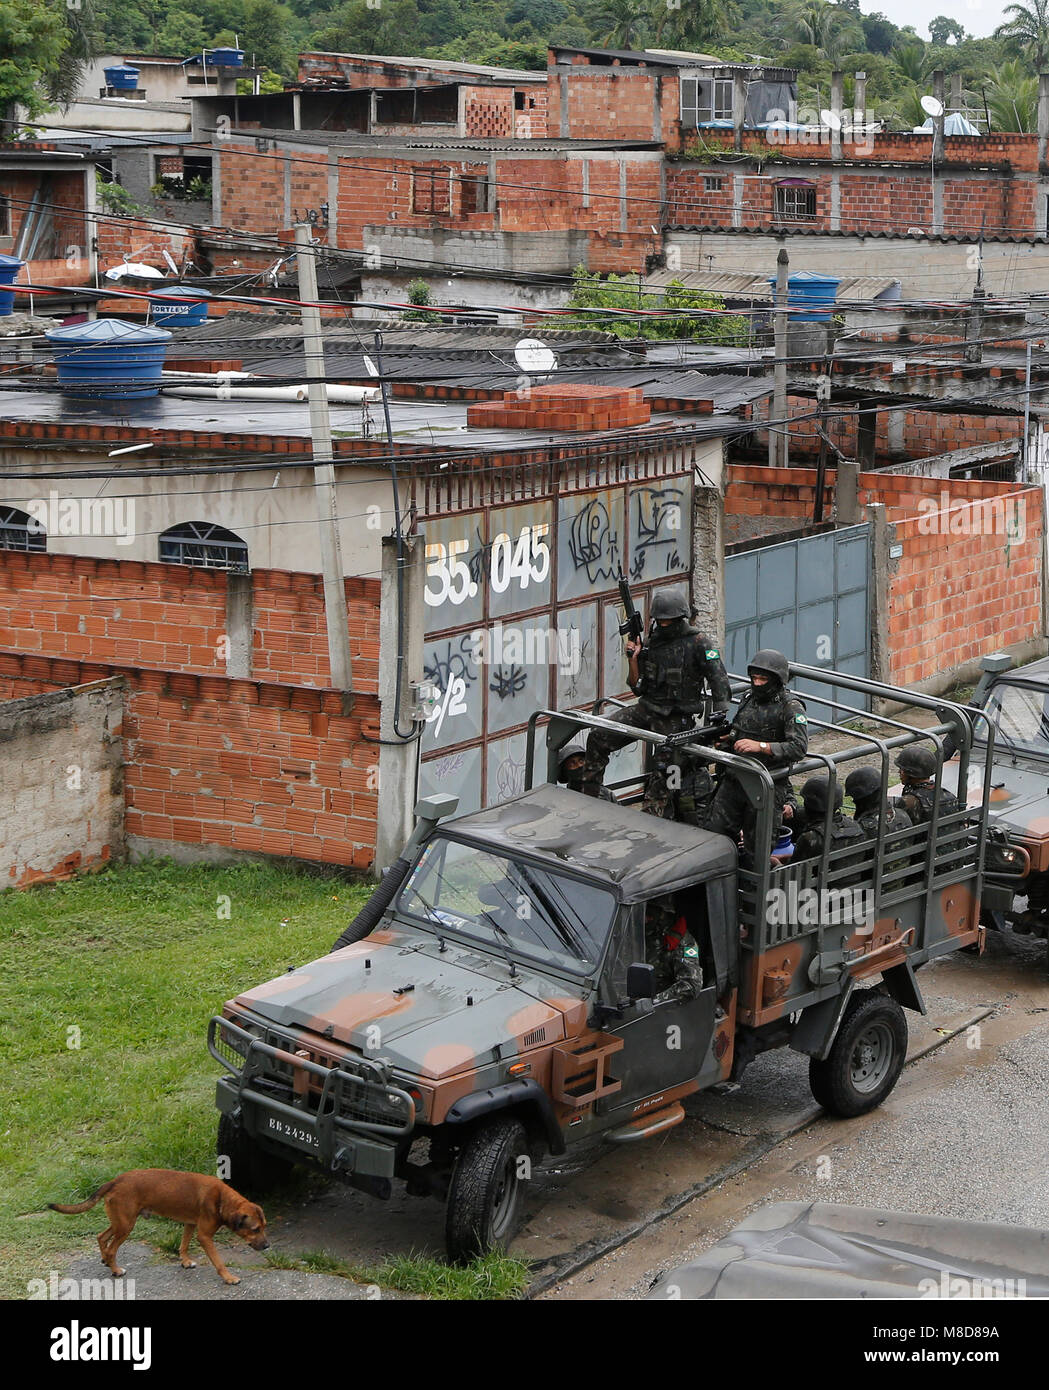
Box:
[845, 765, 913, 887]
[791, 775, 867, 884]
[705, 649, 809, 859]
[893, 746, 960, 825]
[580, 587, 731, 817]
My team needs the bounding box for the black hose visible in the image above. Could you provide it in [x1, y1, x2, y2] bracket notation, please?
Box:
[330, 855, 412, 951]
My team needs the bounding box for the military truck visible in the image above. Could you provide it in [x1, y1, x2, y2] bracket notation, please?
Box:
[208, 662, 999, 1262]
[941, 651, 1049, 960]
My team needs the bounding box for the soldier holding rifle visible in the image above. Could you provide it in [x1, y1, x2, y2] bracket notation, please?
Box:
[579, 581, 731, 818]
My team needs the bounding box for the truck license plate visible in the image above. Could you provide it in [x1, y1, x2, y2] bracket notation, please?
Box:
[266, 1115, 320, 1151]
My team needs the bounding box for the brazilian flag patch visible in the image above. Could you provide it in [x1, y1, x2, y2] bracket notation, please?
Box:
[705, 649, 720, 660]
[795, 714, 807, 723]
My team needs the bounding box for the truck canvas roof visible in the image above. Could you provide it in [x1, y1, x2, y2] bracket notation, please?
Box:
[442, 783, 736, 901]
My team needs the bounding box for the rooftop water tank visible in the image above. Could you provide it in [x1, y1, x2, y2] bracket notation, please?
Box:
[767, 270, 841, 322]
[209, 48, 245, 66]
[149, 285, 212, 327]
[0, 254, 25, 317]
[103, 64, 140, 91]
[46, 318, 172, 399]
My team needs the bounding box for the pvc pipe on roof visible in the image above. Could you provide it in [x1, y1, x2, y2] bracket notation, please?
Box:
[161, 374, 381, 403]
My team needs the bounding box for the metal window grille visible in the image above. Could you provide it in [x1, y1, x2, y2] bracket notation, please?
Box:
[774, 184, 817, 220]
[0, 506, 45, 552]
[159, 521, 248, 572]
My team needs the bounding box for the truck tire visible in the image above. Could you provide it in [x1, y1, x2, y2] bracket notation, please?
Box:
[217, 1112, 296, 1195]
[809, 992, 907, 1118]
[444, 1117, 527, 1264]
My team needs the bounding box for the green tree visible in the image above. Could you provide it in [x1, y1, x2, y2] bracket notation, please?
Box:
[986, 59, 1038, 130]
[0, 0, 66, 127]
[560, 267, 747, 344]
[861, 12, 897, 54]
[156, 11, 209, 56]
[402, 278, 441, 321]
[584, 0, 649, 48]
[893, 39, 926, 82]
[928, 15, 965, 46]
[995, 0, 1049, 72]
[242, 0, 295, 75]
[654, 0, 740, 50]
[789, 0, 862, 58]
[46, 0, 96, 107]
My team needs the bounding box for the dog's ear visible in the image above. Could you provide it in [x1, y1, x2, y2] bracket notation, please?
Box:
[229, 1211, 247, 1231]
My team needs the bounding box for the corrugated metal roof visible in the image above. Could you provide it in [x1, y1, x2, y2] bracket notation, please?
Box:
[643, 269, 900, 302]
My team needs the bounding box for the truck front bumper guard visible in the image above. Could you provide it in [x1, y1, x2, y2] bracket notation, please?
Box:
[209, 1015, 415, 1180]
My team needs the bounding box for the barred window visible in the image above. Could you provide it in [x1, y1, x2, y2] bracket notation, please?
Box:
[774, 182, 817, 220]
[412, 166, 450, 215]
[704, 176, 724, 192]
[0, 505, 45, 552]
[160, 521, 248, 572]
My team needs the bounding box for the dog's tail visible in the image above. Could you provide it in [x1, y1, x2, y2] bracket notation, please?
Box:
[49, 1181, 115, 1214]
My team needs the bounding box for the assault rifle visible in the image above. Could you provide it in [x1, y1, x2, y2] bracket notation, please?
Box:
[660, 711, 734, 751]
[617, 571, 644, 646]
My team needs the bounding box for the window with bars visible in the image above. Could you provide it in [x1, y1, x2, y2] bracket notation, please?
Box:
[704, 175, 724, 192]
[159, 521, 248, 572]
[774, 182, 817, 220]
[412, 167, 451, 215]
[680, 76, 734, 127]
[0, 506, 45, 552]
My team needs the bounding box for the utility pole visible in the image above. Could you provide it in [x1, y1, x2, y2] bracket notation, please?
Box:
[296, 221, 354, 692]
[770, 246, 789, 467]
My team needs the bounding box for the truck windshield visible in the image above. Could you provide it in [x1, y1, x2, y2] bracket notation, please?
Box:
[981, 681, 1049, 757]
[397, 836, 616, 976]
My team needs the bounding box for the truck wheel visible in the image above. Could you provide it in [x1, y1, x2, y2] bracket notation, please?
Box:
[444, 1117, 527, 1264]
[809, 992, 907, 1118]
[217, 1112, 296, 1195]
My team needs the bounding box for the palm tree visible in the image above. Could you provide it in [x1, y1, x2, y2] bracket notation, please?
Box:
[995, 0, 1049, 73]
[653, 0, 738, 50]
[45, 0, 95, 108]
[985, 59, 1038, 131]
[585, 0, 651, 49]
[893, 41, 927, 84]
[788, 0, 862, 60]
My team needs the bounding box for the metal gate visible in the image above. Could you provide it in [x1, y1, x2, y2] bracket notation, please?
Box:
[725, 523, 871, 721]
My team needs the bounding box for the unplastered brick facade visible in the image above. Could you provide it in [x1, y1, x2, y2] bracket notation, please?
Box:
[726, 466, 1045, 689]
[666, 132, 1049, 238]
[0, 552, 383, 880]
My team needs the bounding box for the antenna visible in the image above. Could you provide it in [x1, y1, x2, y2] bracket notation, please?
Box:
[920, 95, 944, 118]
[514, 338, 557, 375]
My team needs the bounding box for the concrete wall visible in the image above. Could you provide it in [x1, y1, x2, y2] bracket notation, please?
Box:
[0, 678, 125, 887]
[665, 229, 1049, 300]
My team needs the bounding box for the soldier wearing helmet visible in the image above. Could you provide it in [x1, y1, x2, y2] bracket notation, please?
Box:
[893, 745, 960, 826]
[791, 775, 866, 882]
[845, 764, 913, 883]
[705, 648, 809, 856]
[557, 741, 613, 800]
[579, 586, 731, 818]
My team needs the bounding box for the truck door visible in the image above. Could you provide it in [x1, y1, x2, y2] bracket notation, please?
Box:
[599, 888, 719, 1114]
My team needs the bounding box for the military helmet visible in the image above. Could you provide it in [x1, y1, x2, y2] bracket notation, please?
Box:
[650, 587, 690, 621]
[845, 766, 882, 802]
[801, 775, 843, 813]
[897, 745, 937, 780]
[556, 740, 586, 780]
[747, 648, 790, 685]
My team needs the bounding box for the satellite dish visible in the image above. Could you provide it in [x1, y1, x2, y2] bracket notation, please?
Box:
[820, 109, 842, 131]
[162, 249, 180, 275]
[921, 95, 944, 118]
[363, 354, 379, 378]
[103, 262, 164, 281]
[514, 338, 557, 374]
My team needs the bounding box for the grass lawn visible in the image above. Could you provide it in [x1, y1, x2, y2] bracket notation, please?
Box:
[0, 858, 365, 1300]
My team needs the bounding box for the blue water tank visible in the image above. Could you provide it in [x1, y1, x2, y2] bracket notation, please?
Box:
[767, 270, 841, 322]
[149, 285, 212, 326]
[46, 318, 172, 399]
[0, 253, 24, 317]
[103, 65, 140, 90]
[209, 47, 245, 67]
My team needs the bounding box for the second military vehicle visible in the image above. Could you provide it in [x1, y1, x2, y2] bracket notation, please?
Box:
[209, 662, 1001, 1262]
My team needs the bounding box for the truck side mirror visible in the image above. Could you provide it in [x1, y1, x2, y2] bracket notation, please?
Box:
[627, 962, 656, 1000]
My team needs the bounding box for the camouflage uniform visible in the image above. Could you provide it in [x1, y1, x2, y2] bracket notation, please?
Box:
[582, 615, 730, 817]
[644, 896, 703, 997]
[793, 808, 868, 885]
[705, 651, 808, 856]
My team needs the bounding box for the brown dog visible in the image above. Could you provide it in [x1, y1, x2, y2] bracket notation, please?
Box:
[50, 1169, 268, 1285]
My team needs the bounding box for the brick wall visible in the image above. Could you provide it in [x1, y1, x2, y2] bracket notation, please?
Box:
[0, 678, 125, 887]
[463, 86, 514, 138]
[0, 654, 381, 874]
[744, 396, 1023, 463]
[726, 465, 1045, 688]
[0, 551, 379, 692]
